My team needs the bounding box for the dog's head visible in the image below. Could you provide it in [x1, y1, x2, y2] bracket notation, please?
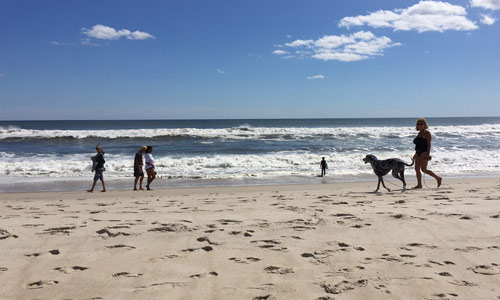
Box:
[363, 154, 377, 164]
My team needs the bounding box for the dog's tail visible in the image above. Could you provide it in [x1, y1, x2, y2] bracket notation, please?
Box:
[404, 158, 415, 167]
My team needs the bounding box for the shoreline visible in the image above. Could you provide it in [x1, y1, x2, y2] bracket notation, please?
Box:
[1, 175, 499, 197]
[1, 173, 500, 194]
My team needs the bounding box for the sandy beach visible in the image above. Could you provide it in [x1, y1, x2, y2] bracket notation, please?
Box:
[1, 178, 499, 300]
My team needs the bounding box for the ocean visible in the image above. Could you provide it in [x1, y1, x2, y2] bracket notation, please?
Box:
[1, 117, 499, 192]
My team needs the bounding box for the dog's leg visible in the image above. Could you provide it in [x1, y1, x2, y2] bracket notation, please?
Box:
[375, 177, 381, 192]
[400, 170, 406, 189]
[392, 169, 406, 189]
[380, 177, 391, 192]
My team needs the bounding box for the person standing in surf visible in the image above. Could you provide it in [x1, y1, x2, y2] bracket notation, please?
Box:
[413, 118, 442, 189]
[320, 157, 328, 177]
[88, 145, 106, 192]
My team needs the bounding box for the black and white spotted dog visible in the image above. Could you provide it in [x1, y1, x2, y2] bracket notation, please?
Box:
[363, 154, 414, 192]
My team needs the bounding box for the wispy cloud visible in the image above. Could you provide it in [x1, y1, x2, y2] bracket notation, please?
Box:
[307, 75, 325, 80]
[0, 73, 4, 78]
[471, 0, 500, 10]
[80, 38, 100, 47]
[51, 41, 69, 46]
[274, 31, 400, 62]
[339, 1, 478, 33]
[81, 24, 155, 41]
[272, 50, 289, 55]
[217, 69, 225, 74]
[480, 14, 497, 24]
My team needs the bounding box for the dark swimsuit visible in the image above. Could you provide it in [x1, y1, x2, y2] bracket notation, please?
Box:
[413, 136, 428, 156]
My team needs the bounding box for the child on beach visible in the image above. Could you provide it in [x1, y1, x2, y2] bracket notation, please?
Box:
[88, 145, 106, 192]
[320, 157, 328, 177]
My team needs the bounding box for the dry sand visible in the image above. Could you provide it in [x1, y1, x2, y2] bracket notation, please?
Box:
[1, 178, 499, 300]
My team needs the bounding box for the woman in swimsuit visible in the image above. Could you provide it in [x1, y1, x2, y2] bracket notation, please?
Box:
[413, 118, 442, 189]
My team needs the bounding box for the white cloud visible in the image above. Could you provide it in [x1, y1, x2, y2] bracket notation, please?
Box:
[217, 69, 225, 74]
[0, 73, 4, 78]
[285, 39, 314, 47]
[272, 50, 289, 55]
[80, 38, 100, 47]
[82, 24, 155, 41]
[339, 1, 478, 33]
[51, 41, 68, 46]
[480, 14, 497, 24]
[275, 31, 400, 62]
[471, 0, 500, 10]
[307, 75, 325, 80]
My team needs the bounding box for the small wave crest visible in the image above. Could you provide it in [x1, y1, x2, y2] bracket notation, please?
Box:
[2, 124, 499, 141]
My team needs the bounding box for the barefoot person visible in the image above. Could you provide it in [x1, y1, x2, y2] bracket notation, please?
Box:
[320, 157, 327, 177]
[413, 118, 442, 188]
[88, 145, 106, 192]
[134, 146, 147, 191]
[145, 146, 156, 190]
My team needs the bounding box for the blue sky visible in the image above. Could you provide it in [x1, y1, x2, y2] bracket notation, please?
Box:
[0, 0, 499, 120]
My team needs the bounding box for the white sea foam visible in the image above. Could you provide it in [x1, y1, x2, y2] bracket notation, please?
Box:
[1, 124, 500, 140]
[1, 149, 498, 181]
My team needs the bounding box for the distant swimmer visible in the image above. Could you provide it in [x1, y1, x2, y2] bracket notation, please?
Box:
[88, 145, 106, 193]
[413, 118, 442, 189]
[134, 146, 147, 191]
[320, 157, 328, 177]
[145, 146, 156, 190]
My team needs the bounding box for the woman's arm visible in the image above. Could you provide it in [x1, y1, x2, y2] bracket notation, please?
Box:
[425, 130, 432, 158]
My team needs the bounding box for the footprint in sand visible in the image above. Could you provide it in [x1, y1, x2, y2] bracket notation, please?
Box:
[321, 279, 368, 295]
[148, 223, 193, 233]
[42, 226, 76, 235]
[26, 249, 59, 257]
[374, 284, 392, 295]
[264, 266, 294, 275]
[379, 254, 402, 262]
[26, 280, 59, 289]
[0, 267, 8, 273]
[228, 230, 254, 237]
[190, 271, 218, 279]
[448, 279, 478, 287]
[196, 236, 219, 245]
[0, 228, 18, 239]
[455, 246, 483, 252]
[253, 295, 277, 300]
[181, 246, 214, 253]
[251, 240, 287, 252]
[468, 264, 500, 275]
[406, 243, 438, 249]
[54, 266, 88, 274]
[106, 245, 136, 250]
[229, 257, 261, 264]
[433, 293, 459, 299]
[112, 272, 143, 278]
[217, 219, 243, 225]
[96, 228, 131, 238]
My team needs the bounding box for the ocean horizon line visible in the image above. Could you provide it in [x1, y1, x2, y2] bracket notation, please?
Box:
[2, 116, 500, 122]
